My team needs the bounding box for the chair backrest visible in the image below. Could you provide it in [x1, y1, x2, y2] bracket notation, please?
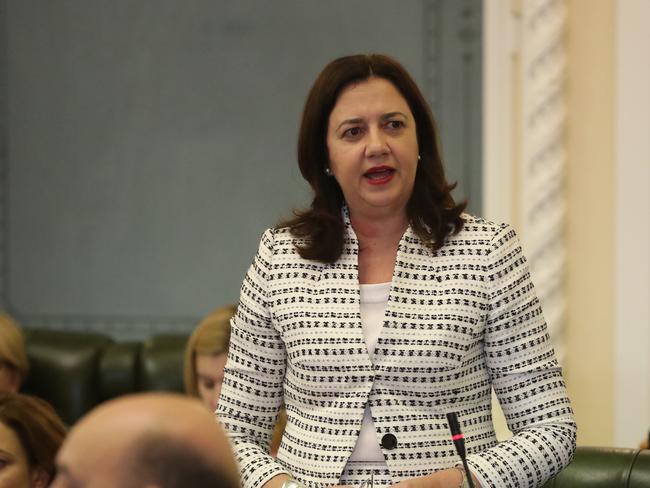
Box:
[542, 447, 650, 488]
[22, 328, 188, 425]
[22, 329, 114, 425]
[139, 334, 188, 392]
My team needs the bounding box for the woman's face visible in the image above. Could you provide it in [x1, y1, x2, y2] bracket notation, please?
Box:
[0, 363, 20, 394]
[0, 421, 45, 488]
[326, 76, 419, 221]
[195, 352, 228, 412]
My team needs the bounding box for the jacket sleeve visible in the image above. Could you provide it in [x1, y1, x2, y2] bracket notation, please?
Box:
[466, 224, 577, 487]
[216, 229, 290, 488]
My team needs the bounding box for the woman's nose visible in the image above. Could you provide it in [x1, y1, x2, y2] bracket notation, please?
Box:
[365, 127, 389, 158]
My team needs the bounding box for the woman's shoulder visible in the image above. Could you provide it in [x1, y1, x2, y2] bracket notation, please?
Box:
[258, 225, 308, 254]
[265, 224, 303, 241]
[459, 213, 509, 233]
[443, 213, 514, 248]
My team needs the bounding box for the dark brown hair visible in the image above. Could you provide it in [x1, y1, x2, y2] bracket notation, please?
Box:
[0, 393, 66, 484]
[280, 53, 465, 263]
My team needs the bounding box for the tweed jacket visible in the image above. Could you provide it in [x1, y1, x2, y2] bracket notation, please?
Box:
[216, 212, 576, 488]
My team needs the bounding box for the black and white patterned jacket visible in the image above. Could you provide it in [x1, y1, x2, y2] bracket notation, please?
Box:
[217, 211, 576, 488]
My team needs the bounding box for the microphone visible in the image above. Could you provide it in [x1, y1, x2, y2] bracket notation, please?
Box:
[446, 412, 475, 488]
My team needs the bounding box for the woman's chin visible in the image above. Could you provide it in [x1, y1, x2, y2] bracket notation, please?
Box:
[354, 196, 408, 217]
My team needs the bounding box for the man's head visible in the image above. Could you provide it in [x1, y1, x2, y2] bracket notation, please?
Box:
[51, 393, 239, 488]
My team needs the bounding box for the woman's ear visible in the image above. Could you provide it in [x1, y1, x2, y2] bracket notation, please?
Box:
[31, 468, 50, 488]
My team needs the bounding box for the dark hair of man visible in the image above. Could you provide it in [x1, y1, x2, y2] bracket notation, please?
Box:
[279, 53, 466, 263]
[125, 434, 238, 488]
[0, 393, 66, 483]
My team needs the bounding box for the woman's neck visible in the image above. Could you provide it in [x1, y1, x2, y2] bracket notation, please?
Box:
[350, 211, 408, 284]
[349, 210, 408, 251]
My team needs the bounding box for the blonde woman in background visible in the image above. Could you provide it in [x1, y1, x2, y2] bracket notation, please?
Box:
[0, 313, 29, 393]
[184, 305, 286, 455]
[184, 305, 236, 412]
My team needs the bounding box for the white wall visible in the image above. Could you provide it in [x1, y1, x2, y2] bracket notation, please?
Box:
[482, 0, 514, 225]
[614, 0, 650, 448]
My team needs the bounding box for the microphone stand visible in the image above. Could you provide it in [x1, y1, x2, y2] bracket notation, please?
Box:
[446, 412, 476, 488]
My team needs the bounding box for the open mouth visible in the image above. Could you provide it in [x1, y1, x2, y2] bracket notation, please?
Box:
[364, 166, 395, 184]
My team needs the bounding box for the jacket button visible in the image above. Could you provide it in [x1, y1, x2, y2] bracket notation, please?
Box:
[381, 433, 397, 450]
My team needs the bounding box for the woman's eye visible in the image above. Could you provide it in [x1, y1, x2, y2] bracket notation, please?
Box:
[342, 127, 362, 138]
[386, 120, 405, 130]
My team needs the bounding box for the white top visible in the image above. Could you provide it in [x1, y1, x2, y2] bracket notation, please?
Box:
[348, 282, 391, 462]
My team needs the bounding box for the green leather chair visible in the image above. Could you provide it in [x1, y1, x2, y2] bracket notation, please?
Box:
[22, 328, 189, 425]
[542, 447, 650, 487]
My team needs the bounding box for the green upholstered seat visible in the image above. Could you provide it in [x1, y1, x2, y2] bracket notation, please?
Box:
[23, 329, 113, 425]
[542, 447, 650, 488]
[139, 334, 187, 392]
[22, 328, 188, 425]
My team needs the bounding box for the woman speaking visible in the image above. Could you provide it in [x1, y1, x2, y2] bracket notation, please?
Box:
[216, 54, 576, 488]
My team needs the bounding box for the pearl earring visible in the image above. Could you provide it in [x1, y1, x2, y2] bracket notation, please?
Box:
[418, 155, 421, 161]
[325, 167, 332, 176]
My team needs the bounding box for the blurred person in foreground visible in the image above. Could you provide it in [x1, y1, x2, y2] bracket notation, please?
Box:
[184, 304, 286, 455]
[216, 53, 576, 488]
[0, 393, 66, 488]
[0, 313, 29, 393]
[52, 393, 239, 488]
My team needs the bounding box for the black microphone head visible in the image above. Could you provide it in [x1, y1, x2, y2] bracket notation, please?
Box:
[446, 412, 461, 436]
